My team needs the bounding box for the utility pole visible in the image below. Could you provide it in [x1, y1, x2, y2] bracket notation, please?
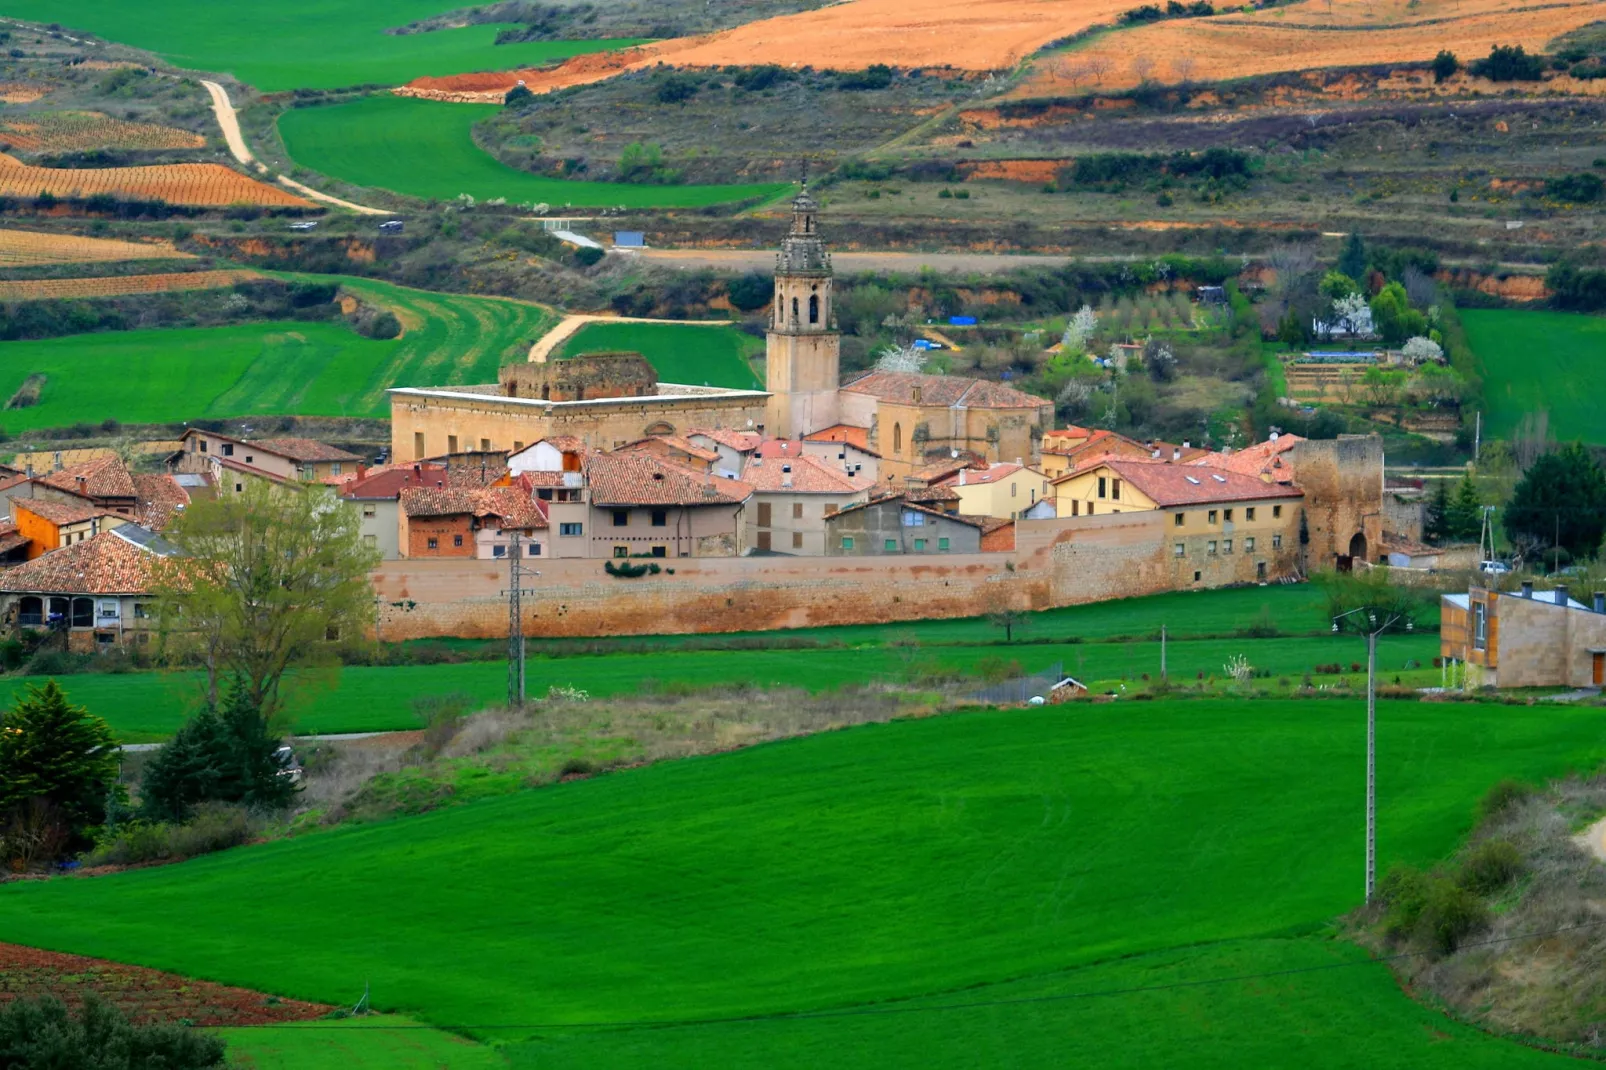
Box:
[507, 532, 525, 708]
[1473, 410, 1481, 463]
[1160, 624, 1167, 682]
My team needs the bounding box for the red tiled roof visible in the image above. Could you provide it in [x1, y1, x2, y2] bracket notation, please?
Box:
[252, 437, 363, 463]
[1193, 434, 1304, 478]
[35, 456, 136, 500]
[804, 424, 872, 451]
[0, 472, 28, 494]
[401, 486, 547, 528]
[618, 435, 720, 463]
[340, 464, 450, 501]
[1076, 459, 1304, 507]
[687, 428, 764, 452]
[0, 528, 170, 595]
[132, 473, 190, 532]
[935, 462, 1033, 488]
[13, 498, 118, 526]
[743, 452, 873, 494]
[586, 453, 752, 507]
[841, 372, 1049, 410]
[216, 457, 296, 485]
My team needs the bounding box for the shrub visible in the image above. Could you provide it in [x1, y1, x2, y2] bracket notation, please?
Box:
[1469, 44, 1545, 82]
[838, 64, 893, 90]
[139, 681, 296, 823]
[1458, 838, 1523, 895]
[0, 994, 229, 1068]
[572, 245, 604, 268]
[1546, 172, 1605, 202]
[1431, 50, 1460, 82]
[1476, 778, 1534, 822]
[726, 272, 774, 311]
[655, 73, 700, 104]
[504, 83, 534, 107]
[415, 692, 476, 757]
[1378, 863, 1488, 953]
[85, 803, 255, 867]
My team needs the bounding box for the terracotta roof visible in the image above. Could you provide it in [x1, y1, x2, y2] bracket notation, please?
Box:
[1075, 459, 1305, 508]
[132, 473, 190, 532]
[35, 456, 137, 500]
[687, 428, 764, 452]
[400, 486, 547, 528]
[1193, 434, 1304, 478]
[743, 452, 873, 494]
[13, 498, 118, 526]
[935, 462, 1034, 488]
[532, 435, 587, 452]
[618, 435, 720, 463]
[0, 472, 28, 493]
[443, 459, 510, 488]
[252, 437, 363, 463]
[803, 424, 872, 451]
[339, 464, 449, 501]
[0, 527, 173, 595]
[586, 453, 752, 507]
[841, 372, 1049, 410]
[961, 514, 1016, 535]
[216, 457, 296, 485]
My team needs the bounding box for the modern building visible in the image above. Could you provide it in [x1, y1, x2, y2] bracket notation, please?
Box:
[1441, 584, 1606, 689]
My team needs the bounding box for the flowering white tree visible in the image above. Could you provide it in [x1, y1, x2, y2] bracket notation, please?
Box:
[874, 342, 928, 373]
[1401, 336, 1444, 364]
[1061, 304, 1098, 353]
[1332, 292, 1370, 335]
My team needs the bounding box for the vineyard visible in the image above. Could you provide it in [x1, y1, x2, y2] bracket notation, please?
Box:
[0, 155, 311, 207]
[1094, 291, 1215, 334]
[0, 111, 204, 153]
[0, 269, 260, 302]
[0, 228, 193, 266]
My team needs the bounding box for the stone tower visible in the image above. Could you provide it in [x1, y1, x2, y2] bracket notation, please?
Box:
[764, 183, 839, 438]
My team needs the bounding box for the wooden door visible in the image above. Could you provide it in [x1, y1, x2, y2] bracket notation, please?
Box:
[757, 531, 771, 551]
[757, 502, 772, 528]
[1593, 652, 1604, 687]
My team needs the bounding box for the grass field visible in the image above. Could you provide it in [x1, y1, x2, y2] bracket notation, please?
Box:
[559, 321, 762, 390]
[0, 276, 551, 430]
[5, 697, 1603, 1067]
[277, 96, 786, 208]
[1461, 308, 1606, 443]
[224, 1017, 506, 1069]
[0, 0, 642, 92]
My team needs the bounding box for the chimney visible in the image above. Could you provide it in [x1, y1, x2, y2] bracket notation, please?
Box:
[1520, 581, 1533, 599]
[1182, 440, 1190, 450]
[1595, 592, 1605, 614]
[913, 385, 923, 404]
[959, 469, 966, 486]
[1555, 585, 1569, 606]
[76, 476, 87, 495]
[1015, 457, 1023, 467]
[357, 464, 367, 481]
[1269, 431, 1280, 442]
[1172, 447, 1181, 461]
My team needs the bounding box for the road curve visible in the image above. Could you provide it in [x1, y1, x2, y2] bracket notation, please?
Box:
[201, 79, 388, 217]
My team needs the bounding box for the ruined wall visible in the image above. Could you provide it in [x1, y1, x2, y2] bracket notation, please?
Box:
[501, 352, 657, 402]
[1289, 435, 1384, 567]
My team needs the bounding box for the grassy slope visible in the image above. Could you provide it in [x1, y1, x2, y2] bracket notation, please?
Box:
[276, 96, 787, 208]
[4, 698, 1602, 1068]
[1461, 308, 1606, 443]
[224, 1017, 507, 1069]
[559, 321, 763, 390]
[0, 277, 552, 429]
[0, 0, 639, 92]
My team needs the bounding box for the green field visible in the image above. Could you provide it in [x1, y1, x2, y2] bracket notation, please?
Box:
[1461, 308, 1606, 443]
[560, 321, 763, 390]
[0, 0, 641, 92]
[5, 697, 1602, 1067]
[224, 1017, 505, 1069]
[0, 277, 551, 430]
[277, 96, 787, 209]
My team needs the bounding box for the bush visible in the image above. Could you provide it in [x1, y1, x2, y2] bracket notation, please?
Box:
[838, 64, 893, 90]
[139, 681, 296, 823]
[572, 245, 604, 268]
[1458, 838, 1523, 895]
[0, 994, 229, 1068]
[1476, 777, 1534, 822]
[1432, 50, 1460, 82]
[1469, 44, 1545, 81]
[726, 272, 774, 312]
[1378, 863, 1488, 954]
[1546, 172, 1605, 202]
[353, 308, 402, 339]
[85, 803, 255, 867]
[655, 73, 700, 104]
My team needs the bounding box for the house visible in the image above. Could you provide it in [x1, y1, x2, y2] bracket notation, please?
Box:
[1039, 428, 1207, 479]
[10, 499, 128, 559]
[824, 495, 990, 555]
[558, 452, 752, 560]
[1441, 584, 1606, 689]
[174, 429, 363, 485]
[0, 520, 28, 567]
[32, 456, 139, 516]
[508, 437, 587, 504]
[686, 428, 764, 479]
[0, 525, 177, 650]
[400, 484, 547, 560]
[616, 434, 719, 472]
[800, 431, 880, 484]
[339, 464, 448, 559]
[836, 371, 1053, 479]
[132, 473, 193, 532]
[742, 450, 873, 555]
[932, 462, 1053, 520]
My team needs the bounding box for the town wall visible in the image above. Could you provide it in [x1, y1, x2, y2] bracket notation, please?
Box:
[1288, 435, 1384, 567]
[373, 509, 1302, 640]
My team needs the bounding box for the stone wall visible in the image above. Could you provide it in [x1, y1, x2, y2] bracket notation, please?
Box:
[1289, 436, 1384, 567]
[501, 352, 657, 403]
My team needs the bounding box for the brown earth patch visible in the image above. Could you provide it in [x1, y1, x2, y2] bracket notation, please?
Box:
[959, 159, 1064, 184]
[0, 154, 310, 207]
[0, 269, 260, 301]
[1436, 268, 1549, 301]
[0, 83, 49, 104]
[0, 942, 331, 1027]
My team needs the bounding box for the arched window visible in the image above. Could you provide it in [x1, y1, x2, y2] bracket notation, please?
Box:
[71, 597, 93, 629]
[792, 297, 799, 324]
[808, 294, 819, 324]
[893, 422, 903, 454]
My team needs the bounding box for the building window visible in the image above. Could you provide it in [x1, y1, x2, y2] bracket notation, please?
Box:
[560, 522, 583, 536]
[1087, 502, 1094, 515]
[481, 438, 491, 451]
[913, 538, 927, 551]
[1174, 542, 1185, 557]
[1272, 534, 1282, 550]
[1224, 508, 1233, 522]
[809, 294, 819, 324]
[884, 538, 898, 552]
[842, 536, 854, 550]
[1012, 483, 1018, 498]
[651, 545, 667, 558]
[1112, 478, 1122, 500]
[757, 502, 772, 528]
[1174, 512, 1185, 526]
[893, 423, 902, 454]
[529, 542, 542, 556]
[938, 537, 950, 551]
[427, 537, 438, 550]
[414, 432, 425, 459]
[199, 439, 208, 453]
[1246, 507, 1256, 521]
[1208, 510, 1218, 524]
[514, 441, 524, 453]
[1207, 540, 1217, 555]
[651, 509, 667, 527]
[133, 603, 151, 619]
[493, 545, 506, 558]
[792, 532, 803, 549]
[447, 435, 458, 454]
[824, 503, 838, 516]
[793, 502, 804, 519]
[1473, 601, 1488, 651]
[1097, 476, 1107, 499]
[222, 443, 234, 457]
[234, 483, 243, 493]
[612, 509, 629, 527]
[1194, 570, 1202, 582]
[363, 534, 377, 549]
[1222, 538, 1233, 554]
[1273, 505, 1282, 519]
[614, 546, 629, 558]
[362, 505, 377, 518]
[453, 534, 463, 547]
[331, 463, 342, 476]
[1244, 536, 1256, 551]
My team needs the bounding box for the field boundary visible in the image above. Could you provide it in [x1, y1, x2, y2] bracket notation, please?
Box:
[530, 313, 735, 362]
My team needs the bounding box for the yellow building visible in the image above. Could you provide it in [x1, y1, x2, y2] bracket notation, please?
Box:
[934, 462, 1053, 520]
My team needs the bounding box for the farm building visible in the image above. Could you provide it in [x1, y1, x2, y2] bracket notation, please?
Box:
[0, 525, 176, 651]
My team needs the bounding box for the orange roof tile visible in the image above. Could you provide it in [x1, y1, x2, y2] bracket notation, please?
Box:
[841, 372, 1049, 410]
[1073, 459, 1304, 508]
[401, 486, 547, 528]
[132, 473, 190, 532]
[804, 424, 872, 451]
[743, 452, 873, 494]
[13, 498, 118, 526]
[35, 455, 137, 500]
[251, 437, 363, 463]
[0, 527, 174, 595]
[586, 453, 752, 507]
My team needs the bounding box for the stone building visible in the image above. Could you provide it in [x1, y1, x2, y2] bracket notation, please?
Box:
[0, 526, 175, 651]
[824, 495, 990, 556]
[743, 450, 873, 555]
[1442, 584, 1606, 688]
[765, 185, 840, 439]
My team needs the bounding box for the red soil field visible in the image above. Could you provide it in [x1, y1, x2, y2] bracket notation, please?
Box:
[0, 269, 261, 301]
[0, 154, 312, 207]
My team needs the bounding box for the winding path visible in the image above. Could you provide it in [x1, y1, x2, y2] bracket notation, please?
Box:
[201, 80, 388, 217]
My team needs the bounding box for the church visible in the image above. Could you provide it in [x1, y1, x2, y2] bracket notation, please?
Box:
[388, 185, 1053, 476]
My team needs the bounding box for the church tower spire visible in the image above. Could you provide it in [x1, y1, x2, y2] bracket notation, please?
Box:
[764, 179, 840, 438]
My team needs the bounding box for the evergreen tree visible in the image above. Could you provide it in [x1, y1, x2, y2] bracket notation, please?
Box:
[0, 680, 117, 849]
[1338, 232, 1367, 282]
[1445, 474, 1484, 542]
[1423, 479, 1451, 543]
[1503, 442, 1606, 562]
[140, 680, 296, 823]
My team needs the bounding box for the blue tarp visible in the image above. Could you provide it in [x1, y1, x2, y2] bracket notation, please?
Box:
[949, 315, 978, 326]
[613, 231, 646, 247]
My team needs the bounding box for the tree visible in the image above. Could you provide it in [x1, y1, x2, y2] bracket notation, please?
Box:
[155, 481, 381, 719]
[140, 679, 296, 823]
[1469, 43, 1544, 82]
[0, 680, 118, 854]
[1337, 232, 1367, 282]
[1445, 473, 1484, 542]
[0, 994, 229, 1069]
[726, 272, 774, 312]
[1319, 270, 1359, 300]
[1061, 303, 1098, 353]
[874, 342, 928, 373]
[1319, 568, 1422, 631]
[503, 83, 534, 107]
[1423, 479, 1451, 544]
[1369, 281, 1428, 346]
[1431, 50, 1460, 83]
[1400, 336, 1443, 365]
[1503, 442, 1606, 562]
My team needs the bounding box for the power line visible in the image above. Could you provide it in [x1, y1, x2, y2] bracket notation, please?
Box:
[260, 919, 1606, 1033]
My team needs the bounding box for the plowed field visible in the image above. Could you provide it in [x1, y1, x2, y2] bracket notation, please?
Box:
[0, 228, 193, 265]
[0, 83, 48, 103]
[0, 154, 311, 207]
[1016, 0, 1606, 95]
[0, 269, 260, 301]
[0, 110, 204, 153]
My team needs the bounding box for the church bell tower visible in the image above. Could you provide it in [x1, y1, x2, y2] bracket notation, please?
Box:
[764, 182, 839, 438]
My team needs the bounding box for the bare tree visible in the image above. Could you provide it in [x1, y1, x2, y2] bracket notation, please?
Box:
[1084, 54, 1114, 85]
[1267, 243, 1318, 289]
[1172, 55, 1197, 83]
[1402, 265, 1438, 309]
[1132, 55, 1156, 84]
[1055, 56, 1089, 88]
[1512, 411, 1553, 471]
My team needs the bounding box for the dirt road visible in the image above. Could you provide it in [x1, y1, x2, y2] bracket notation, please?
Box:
[637, 248, 1080, 274]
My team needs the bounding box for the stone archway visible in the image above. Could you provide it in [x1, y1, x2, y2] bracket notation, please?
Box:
[1348, 531, 1368, 562]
